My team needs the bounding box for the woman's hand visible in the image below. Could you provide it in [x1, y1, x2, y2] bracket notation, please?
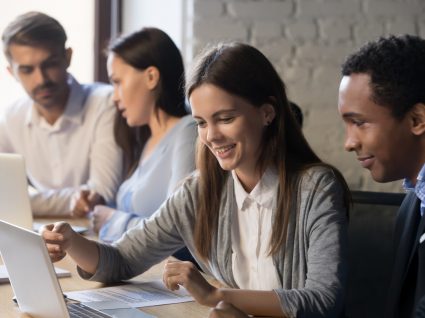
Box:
[163, 259, 220, 306]
[40, 222, 77, 262]
[209, 301, 249, 318]
[91, 205, 115, 234]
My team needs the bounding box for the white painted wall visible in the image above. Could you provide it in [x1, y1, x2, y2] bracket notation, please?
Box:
[121, 0, 193, 63]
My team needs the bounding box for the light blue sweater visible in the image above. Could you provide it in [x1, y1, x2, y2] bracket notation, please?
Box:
[99, 115, 197, 242]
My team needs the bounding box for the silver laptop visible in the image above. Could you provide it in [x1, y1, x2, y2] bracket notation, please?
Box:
[0, 220, 112, 318]
[0, 153, 87, 233]
[0, 153, 33, 229]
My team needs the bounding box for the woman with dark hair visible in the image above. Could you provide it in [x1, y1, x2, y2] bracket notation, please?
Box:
[91, 27, 197, 242]
[42, 43, 349, 317]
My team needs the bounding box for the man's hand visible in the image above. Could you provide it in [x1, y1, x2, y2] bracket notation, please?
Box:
[71, 190, 104, 217]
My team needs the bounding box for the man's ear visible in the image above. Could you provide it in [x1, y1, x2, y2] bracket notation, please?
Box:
[7, 65, 13, 77]
[6, 64, 19, 82]
[145, 66, 160, 90]
[410, 103, 425, 136]
[65, 47, 73, 68]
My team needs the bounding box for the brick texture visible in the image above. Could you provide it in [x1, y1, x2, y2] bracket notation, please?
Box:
[186, 0, 425, 191]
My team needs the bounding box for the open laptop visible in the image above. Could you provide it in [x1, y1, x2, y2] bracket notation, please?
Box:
[0, 153, 33, 229]
[0, 219, 112, 318]
[0, 153, 87, 233]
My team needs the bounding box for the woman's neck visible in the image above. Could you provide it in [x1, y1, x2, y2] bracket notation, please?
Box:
[142, 110, 182, 161]
[234, 167, 264, 193]
[149, 109, 181, 139]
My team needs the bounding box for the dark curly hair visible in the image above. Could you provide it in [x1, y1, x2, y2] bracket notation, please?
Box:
[341, 35, 425, 119]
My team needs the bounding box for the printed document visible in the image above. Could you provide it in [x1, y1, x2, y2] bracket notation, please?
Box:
[65, 279, 194, 308]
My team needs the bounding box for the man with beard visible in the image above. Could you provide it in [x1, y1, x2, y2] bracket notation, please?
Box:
[0, 12, 122, 217]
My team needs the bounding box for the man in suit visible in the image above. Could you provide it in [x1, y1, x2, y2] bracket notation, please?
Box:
[338, 34, 425, 318]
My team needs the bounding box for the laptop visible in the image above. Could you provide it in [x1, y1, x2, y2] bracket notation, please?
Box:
[0, 153, 33, 229]
[0, 153, 87, 233]
[0, 219, 112, 318]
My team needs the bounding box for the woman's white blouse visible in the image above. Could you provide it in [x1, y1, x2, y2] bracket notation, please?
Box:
[231, 169, 281, 290]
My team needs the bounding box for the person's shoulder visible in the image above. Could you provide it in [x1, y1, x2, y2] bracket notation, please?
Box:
[168, 171, 200, 203]
[79, 82, 114, 114]
[299, 164, 343, 189]
[171, 115, 198, 144]
[2, 96, 32, 120]
[176, 115, 196, 130]
[84, 82, 113, 98]
[177, 115, 197, 133]
[175, 171, 200, 192]
[180, 171, 200, 189]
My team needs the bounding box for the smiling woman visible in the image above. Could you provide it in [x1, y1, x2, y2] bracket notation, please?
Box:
[41, 42, 351, 318]
[191, 84, 275, 190]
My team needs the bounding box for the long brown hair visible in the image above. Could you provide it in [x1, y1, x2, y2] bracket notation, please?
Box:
[109, 27, 188, 177]
[187, 43, 350, 259]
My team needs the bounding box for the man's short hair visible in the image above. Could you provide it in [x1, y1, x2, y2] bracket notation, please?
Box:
[341, 35, 425, 118]
[2, 11, 67, 60]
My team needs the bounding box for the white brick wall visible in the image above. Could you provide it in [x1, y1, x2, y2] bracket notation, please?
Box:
[286, 19, 317, 41]
[227, 1, 293, 20]
[186, 0, 425, 192]
[193, 1, 224, 17]
[298, 0, 360, 18]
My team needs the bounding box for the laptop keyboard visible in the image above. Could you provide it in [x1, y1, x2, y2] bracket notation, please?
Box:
[68, 303, 112, 318]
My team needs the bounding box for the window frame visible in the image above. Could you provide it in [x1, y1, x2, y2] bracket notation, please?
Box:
[94, 0, 122, 83]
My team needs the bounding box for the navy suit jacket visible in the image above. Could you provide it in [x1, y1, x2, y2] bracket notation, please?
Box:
[416, 295, 425, 318]
[387, 191, 422, 318]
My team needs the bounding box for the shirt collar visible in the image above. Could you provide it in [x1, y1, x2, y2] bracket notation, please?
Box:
[232, 167, 278, 211]
[403, 163, 425, 191]
[403, 163, 425, 216]
[25, 74, 85, 128]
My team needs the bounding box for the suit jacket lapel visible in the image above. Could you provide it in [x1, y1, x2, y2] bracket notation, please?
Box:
[394, 192, 420, 277]
[388, 192, 421, 317]
[404, 197, 422, 275]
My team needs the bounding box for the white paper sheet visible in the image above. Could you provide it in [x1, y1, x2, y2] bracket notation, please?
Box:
[0, 264, 70, 283]
[82, 301, 156, 318]
[65, 279, 194, 308]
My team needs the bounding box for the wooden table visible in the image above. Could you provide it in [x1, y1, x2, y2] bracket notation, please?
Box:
[0, 218, 212, 318]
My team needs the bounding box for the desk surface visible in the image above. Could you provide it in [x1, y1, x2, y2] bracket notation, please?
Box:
[0, 218, 212, 318]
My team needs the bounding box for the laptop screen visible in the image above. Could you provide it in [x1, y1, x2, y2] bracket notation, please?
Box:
[0, 220, 70, 318]
[0, 153, 33, 230]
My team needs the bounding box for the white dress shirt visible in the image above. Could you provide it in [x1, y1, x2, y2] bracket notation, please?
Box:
[0, 75, 123, 216]
[231, 168, 281, 290]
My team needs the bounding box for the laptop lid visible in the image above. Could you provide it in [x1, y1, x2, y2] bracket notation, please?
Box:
[0, 220, 70, 318]
[0, 153, 33, 230]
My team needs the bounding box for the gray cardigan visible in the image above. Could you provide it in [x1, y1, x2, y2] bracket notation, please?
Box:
[80, 166, 348, 318]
